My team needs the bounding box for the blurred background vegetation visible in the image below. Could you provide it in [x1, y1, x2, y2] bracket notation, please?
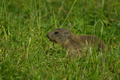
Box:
[0, 0, 120, 39]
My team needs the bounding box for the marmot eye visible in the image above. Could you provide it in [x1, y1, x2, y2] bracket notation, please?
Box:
[54, 32, 59, 34]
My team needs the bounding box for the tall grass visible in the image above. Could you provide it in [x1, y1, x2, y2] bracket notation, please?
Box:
[0, 0, 120, 79]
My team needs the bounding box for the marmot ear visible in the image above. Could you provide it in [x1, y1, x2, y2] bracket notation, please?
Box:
[64, 32, 69, 36]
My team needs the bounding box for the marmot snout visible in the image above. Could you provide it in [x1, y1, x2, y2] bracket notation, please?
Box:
[47, 28, 105, 56]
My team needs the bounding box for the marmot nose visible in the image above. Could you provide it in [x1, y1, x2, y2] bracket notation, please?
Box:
[46, 33, 49, 38]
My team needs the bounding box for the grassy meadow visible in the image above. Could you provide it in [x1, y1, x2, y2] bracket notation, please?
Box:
[0, 0, 120, 79]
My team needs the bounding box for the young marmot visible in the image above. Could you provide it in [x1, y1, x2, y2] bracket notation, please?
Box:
[47, 28, 105, 57]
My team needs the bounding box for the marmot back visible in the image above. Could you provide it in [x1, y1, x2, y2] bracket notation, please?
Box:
[47, 28, 105, 56]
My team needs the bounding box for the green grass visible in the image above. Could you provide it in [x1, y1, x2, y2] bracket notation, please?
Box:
[0, 0, 120, 79]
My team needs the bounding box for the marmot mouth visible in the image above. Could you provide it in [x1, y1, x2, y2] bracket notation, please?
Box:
[48, 38, 57, 43]
[50, 39, 57, 43]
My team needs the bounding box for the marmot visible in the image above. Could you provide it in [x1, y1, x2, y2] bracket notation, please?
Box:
[47, 28, 105, 57]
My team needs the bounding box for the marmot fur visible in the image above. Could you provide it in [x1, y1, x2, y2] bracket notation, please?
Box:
[47, 28, 105, 57]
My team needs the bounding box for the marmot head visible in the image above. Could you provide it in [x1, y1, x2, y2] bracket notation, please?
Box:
[47, 28, 71, 44]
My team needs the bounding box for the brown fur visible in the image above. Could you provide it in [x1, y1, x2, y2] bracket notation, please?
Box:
[47, 28, 105, 57]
